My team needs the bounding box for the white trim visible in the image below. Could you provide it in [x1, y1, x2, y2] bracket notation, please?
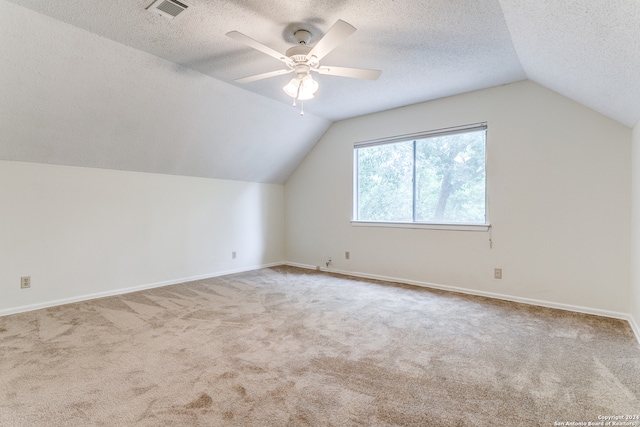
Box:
[0, 262, 283, 318]
[285, 262, 639, 345]
[353, 122, 488, 148]
[629, 315, 640, 345]
[351, 221, 490, 232]
[287, 261, 325, 271]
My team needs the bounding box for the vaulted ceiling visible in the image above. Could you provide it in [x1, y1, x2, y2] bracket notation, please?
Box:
[2, 0, 639, 183]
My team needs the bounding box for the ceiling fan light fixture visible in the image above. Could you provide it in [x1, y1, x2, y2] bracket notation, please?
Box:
[228, 19, 380, 115]
[283, 75, 318, 101]
[299, 75, 319, 100]
[283, 78, 300, 98]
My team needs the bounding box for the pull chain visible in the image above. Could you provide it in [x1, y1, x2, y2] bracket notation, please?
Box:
[291, 80, 304, 115]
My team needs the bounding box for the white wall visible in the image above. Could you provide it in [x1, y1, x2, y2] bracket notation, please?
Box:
[632, 122, 640, 334]
[0, 160, 284, 315]
[285, 81, 631, 316]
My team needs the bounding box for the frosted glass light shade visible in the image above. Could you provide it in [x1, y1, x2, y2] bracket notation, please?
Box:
[283, 75, 318, 100]
[283, 78, 300, 98]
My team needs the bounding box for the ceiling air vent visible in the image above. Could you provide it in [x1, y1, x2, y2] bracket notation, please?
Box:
[147, 0, 189, 21]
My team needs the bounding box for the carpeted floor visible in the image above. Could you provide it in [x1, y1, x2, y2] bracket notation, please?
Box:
[1, 266, 639, 426]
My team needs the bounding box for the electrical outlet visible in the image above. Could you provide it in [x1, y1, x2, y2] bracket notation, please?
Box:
[494, 268, 502, 279]
[232, 251, 236, 259]
[21, 276, 31, 289]
[345, 251, 350, 260]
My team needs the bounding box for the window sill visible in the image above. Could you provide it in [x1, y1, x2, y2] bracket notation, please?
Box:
[351, 221, 490, 232]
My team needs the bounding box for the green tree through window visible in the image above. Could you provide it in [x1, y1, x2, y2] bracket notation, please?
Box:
[354, 125, 486, 225]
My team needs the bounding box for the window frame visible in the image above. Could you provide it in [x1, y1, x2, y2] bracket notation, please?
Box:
[352, 123, 490, 231]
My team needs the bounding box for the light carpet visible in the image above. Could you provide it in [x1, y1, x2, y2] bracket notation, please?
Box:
[1, 266, 639, 426]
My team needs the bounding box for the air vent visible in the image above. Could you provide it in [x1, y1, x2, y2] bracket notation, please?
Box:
[147, 0, 189, 21]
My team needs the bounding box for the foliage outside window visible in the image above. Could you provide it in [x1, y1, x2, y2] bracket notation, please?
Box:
[353, 124, 487, 227]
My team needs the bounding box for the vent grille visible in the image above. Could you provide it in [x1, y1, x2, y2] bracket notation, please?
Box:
[147, 0, 189, 20]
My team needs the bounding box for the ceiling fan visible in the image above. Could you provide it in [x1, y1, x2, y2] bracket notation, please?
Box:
[226, 20, 381, 113]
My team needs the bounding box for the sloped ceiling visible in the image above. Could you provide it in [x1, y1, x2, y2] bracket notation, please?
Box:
[498, 0, 640, 128]
[2, 0, 639, 184]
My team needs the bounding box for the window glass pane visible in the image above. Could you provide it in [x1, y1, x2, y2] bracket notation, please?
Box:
[415, 130, 485, 223]
[356, 141, 413, 221]
[354, 126, 486, 226]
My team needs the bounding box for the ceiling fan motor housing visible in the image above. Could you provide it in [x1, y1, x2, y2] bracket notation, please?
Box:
[285, 45, 318, 69]
[286, 45, 312, 59]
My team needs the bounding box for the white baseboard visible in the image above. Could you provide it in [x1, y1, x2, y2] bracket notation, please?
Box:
[285, 262, 640, 345]
[629, 315, 640, 345]
[0, 262, 283, 318]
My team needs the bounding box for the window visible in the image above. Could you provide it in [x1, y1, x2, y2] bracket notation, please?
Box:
[353, 123, 487, 229]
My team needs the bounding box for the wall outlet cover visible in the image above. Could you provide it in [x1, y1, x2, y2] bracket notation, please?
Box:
[21, 276, 31, 289]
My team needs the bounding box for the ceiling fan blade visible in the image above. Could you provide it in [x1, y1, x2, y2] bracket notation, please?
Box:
[226, 31, 291, 65]
[315, 66, 382, 80]
[234, 69, 293, 84]
[306, 20, 356, 61]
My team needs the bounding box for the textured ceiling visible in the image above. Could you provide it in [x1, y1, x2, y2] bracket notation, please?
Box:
[498, 0, 640, 128]
[4, 0, 529, 122]
[2, 0, 639, 184]
[7, 0, 638, 126]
